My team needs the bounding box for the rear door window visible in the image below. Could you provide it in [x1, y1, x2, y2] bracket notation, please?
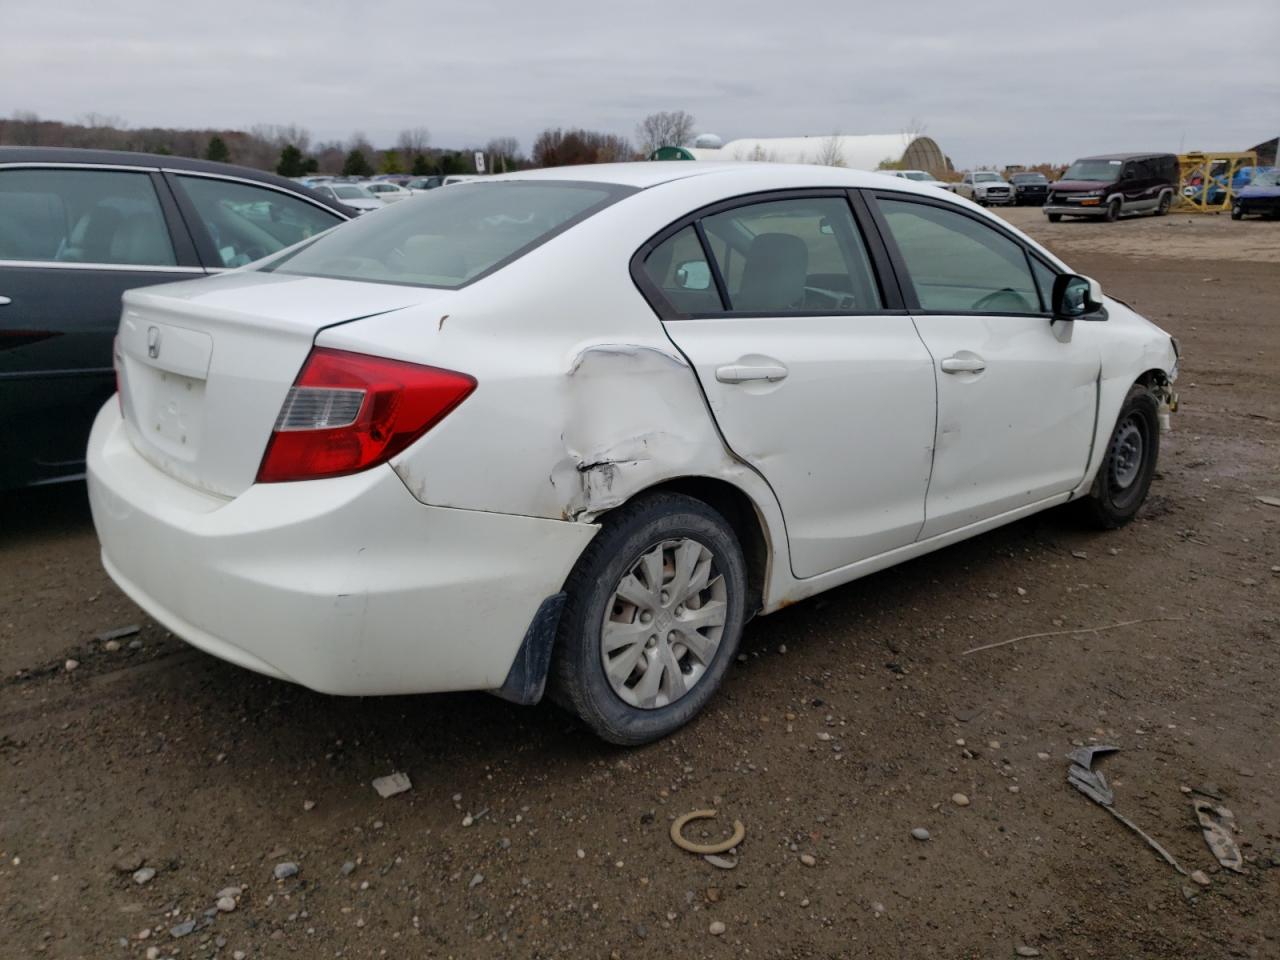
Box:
[174, 175, 344, 268]
[701, 196, 882, 313]
[639, 226, 723, 316]
[0, 168, 176, 266]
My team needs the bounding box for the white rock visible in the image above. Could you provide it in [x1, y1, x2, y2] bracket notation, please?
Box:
[951, 793, 970, 807]
[816, 732, 832, 742]
[709, 921, 726, 935]
[132, 867, 156, 885]
[911, 827, 930, 841]
[217, 896, 237, 913]
[273, 862, 298, 880]
[799, 853, 816, 867]
[64, 659, 80, 672]
[371, 772, 412, 798]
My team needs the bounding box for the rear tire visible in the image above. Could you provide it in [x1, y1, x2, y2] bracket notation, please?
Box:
[1080, 385, 1160, 529]
[1104, 198, 1122, 222]
[550, 493, 747, 745]
[1047, 213, 1063, 223]
[1156, 192, 1172, 216]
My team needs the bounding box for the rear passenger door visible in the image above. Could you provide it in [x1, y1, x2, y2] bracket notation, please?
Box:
[639, 191, 938, 579]
[0, 164, 201, 487]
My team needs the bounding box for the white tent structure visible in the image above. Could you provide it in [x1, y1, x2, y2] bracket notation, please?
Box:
[651, 134, 948, 174]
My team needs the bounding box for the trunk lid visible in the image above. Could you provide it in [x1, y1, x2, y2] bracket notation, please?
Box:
[116, 271, 446, 497]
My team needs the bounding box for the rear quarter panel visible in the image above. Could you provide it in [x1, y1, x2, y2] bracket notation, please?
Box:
[313, 174, 797, 598]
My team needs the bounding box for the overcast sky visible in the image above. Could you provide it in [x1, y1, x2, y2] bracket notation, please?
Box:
[3, 0, 1277, 168]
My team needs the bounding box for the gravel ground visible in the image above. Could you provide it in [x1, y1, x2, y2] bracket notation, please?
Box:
[1, 207, 1277, 959]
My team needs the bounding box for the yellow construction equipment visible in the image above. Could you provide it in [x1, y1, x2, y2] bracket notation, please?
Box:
[1176, 152, 1258, 213]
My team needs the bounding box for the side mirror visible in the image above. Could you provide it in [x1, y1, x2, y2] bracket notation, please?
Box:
[1052, 273, 1105, 320]
[674, 260, 712, 291]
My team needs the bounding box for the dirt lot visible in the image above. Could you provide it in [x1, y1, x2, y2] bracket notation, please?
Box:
[2, 207, 1277, 960]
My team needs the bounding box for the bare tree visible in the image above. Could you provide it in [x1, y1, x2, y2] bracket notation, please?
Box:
[734, 144, 778, 163]
[485, 136, 521, 172]
[533, 128, 634, 167]
[815, 133, 846, 167]
[397, 127, 431, 162]
[635, 110, 696, 155]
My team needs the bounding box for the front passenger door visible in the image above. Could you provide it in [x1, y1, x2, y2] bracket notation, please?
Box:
[870, 194, 1100, 539]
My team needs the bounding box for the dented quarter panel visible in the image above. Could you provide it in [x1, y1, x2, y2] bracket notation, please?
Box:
[314, 172, 799, 606]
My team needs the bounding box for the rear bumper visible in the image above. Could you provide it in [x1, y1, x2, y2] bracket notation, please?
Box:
[87, 402, 597, 696]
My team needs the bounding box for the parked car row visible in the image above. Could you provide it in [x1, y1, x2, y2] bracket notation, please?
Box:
[298, 174, 487, 213]
[3, 145, 1180, 743]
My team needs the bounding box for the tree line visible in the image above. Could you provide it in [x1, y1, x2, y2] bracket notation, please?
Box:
[0, 110, 702, 177]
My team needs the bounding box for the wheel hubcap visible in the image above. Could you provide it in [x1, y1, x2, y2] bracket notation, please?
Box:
[1109, 417, 1144, 490]
[600, 538, 727, 710]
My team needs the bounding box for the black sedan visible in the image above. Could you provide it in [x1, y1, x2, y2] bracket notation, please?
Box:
[1010, 172, 1050, 206]
[0, 148, 353, 491]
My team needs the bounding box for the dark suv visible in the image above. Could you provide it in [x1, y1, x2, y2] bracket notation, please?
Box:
[1044, 153, 1177, 222]
[0, 148, 352, 491]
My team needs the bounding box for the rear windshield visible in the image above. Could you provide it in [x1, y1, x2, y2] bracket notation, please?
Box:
[265, 181, 631, 288]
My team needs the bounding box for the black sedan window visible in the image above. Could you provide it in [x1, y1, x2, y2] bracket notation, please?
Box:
[0, 168, 176, 266]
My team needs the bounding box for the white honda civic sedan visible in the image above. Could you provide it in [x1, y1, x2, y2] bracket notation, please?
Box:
[88, 163, 1179, 744]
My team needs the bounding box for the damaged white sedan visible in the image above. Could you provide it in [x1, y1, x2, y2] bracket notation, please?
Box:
[88, 163, 1179, 744]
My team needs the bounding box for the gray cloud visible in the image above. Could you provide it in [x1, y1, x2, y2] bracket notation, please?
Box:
[2, 0, 1277, 166]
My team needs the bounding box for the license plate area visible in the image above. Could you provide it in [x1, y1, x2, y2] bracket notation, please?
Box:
[124, 363, 206, 462]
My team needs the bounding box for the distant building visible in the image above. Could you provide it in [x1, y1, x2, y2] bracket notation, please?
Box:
[648, 133, 949, 174]
[1248, 136, 1277, 166]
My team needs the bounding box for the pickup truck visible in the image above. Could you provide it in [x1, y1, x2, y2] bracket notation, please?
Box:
[955, 171, 1014, 206]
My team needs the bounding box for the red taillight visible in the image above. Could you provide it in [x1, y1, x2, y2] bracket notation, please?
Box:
[256, 347, 476, 483]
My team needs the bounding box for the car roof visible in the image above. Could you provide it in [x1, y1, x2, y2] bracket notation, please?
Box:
[1076, 152, 1176, 162]
[0, 146, 350, 214]
[487, 161, 953, 191]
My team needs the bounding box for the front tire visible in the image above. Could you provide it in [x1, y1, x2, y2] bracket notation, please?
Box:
[1081, 385, 1160, 529]
[1104, 198, 1122, 222]
[551, 493, 747, 745]
[1047, 213, 1063, 223]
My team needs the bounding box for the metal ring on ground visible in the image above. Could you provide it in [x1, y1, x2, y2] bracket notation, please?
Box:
[670, 809, 745, 855]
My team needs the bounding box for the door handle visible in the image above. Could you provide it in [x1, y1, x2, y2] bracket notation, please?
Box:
[940, 354, 986, 374]
[0, 296, 11, 306]
[715, 363, 788, 384]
